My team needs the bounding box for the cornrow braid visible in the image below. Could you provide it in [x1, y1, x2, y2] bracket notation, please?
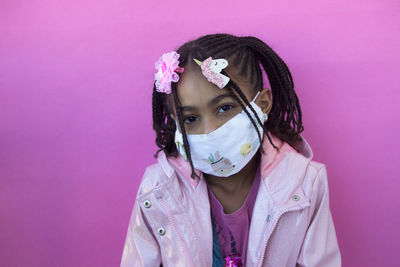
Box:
[152, 85, 176, 157]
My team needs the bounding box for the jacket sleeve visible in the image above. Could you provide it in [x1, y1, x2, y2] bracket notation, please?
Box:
[120, 195, 162, 267]
[296, 165, 342, 267]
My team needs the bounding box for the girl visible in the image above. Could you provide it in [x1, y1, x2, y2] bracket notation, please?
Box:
[120, 33, 341, 267]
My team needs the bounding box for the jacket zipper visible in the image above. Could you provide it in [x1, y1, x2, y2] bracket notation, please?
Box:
[158, 196, 195, 266]
[257, 205, 309, 267]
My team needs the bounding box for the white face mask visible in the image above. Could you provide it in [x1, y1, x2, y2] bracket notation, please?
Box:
[174, 91, 268, 177]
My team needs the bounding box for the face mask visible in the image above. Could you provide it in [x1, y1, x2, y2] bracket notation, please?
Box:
[174, 91, 268, 177]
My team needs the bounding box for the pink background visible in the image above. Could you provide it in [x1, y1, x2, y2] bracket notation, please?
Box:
[1, 0, 399, 266]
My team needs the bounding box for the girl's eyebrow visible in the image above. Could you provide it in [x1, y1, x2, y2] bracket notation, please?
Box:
[208, 93, 233, 106]
[181, 93, 234, 112]
[181, 106, 196, 112]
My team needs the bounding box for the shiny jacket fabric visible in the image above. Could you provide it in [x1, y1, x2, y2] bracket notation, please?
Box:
[120, 133, 341, 267]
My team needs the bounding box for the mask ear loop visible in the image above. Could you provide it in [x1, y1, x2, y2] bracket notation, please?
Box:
[175, 120, 181, 133]
[251, 90, 268, 122]
[251, 90, 261, 102]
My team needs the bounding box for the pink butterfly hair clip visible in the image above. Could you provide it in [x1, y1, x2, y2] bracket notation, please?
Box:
[193, 57, 230, 89]
[154, 51, 184, 94]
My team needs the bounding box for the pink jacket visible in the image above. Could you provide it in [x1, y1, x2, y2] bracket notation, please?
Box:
[120, 133, 341, 267]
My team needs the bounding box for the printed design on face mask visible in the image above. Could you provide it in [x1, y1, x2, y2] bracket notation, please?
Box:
[240, 142, 252, 156]
[175, 141, 187, 161]
[202, 151, 235, 176]
[240, 138, 261, 157]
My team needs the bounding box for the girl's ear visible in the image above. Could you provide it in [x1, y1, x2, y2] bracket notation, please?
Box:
[256, 88, 272, 114]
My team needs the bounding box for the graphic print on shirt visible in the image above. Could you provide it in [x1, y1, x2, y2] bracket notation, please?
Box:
[228, 229, 239, 255]
[211, 209, 240, 259]
[211, 209, 227, 246]
[202, 151, 235, 176]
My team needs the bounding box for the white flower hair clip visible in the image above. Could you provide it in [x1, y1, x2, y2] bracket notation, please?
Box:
[193, 57, 230, 89]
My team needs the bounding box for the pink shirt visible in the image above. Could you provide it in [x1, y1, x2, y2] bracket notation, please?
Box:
[206, 163, 261, 264]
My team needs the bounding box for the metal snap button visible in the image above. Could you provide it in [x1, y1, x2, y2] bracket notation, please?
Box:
[143, 200, 151, 208]
[157, 227, 166, 236]
[292, 194, 300, 201]
[266, 215, 272, 222]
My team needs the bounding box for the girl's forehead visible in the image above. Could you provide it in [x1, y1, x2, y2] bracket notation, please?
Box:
[177, 67, 219, 102]
[176, 65, 252, 106]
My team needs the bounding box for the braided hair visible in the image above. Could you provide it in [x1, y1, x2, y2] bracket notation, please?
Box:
[152, 33, 304, 179]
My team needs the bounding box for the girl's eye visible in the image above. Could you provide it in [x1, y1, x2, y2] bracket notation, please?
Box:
[183, 115, 198, 124]
[218, 104, 233, 113]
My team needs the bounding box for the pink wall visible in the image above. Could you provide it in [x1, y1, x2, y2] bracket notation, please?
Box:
[1, 0, 399, 266]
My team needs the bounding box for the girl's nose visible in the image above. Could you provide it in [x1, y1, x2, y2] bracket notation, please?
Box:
[202, 117, 222, 134]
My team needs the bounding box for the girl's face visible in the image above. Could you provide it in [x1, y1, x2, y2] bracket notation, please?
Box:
[171, 64, 271, 135]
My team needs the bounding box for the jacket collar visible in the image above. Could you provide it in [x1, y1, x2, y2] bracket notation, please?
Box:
[258, 133, 313, 209]
[259, 132, 313, 181]
[158, 132, 313, 191]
